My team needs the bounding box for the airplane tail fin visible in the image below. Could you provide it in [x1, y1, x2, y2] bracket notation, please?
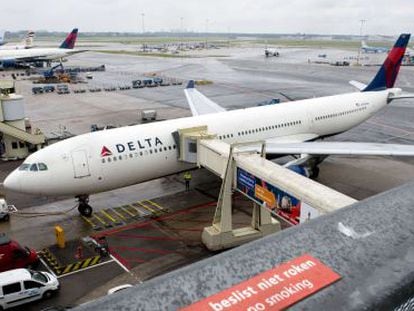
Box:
[0, 31, 6, 45]
[363, 33, 410, 92]
[59, 28, 78, 49]
[24, 31, 35, 48]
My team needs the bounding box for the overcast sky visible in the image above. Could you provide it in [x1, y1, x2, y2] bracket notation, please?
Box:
[1, 0, 412, 35]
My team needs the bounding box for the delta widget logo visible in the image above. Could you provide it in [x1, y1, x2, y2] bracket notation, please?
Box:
[101, 146, 113, 157]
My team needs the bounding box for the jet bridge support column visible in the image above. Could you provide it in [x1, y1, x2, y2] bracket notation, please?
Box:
[202, 145, 280, 251]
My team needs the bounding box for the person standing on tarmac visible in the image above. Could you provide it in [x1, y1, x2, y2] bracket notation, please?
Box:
[184, 171, 192, 191]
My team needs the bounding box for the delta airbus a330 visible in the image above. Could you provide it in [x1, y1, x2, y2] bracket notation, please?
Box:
[0, 28, 84, 68]
[4, 34, 414, 217]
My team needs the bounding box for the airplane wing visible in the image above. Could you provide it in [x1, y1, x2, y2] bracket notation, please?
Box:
[349, 80, 367, 91]
[184, 80, 226, 116]
[265, 142, 414, 156]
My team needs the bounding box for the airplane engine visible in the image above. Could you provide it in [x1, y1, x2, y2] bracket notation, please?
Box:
[0, 59, 17, 68]
[287, 165, 312, 178]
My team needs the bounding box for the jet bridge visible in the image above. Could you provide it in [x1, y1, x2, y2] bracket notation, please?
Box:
[177, 126, 357, 251]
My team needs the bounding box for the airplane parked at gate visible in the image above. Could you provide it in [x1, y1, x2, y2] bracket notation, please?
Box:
[0, 31, 35, 50]
[4, 34, 414, 217]
[0, 28, 85, 68]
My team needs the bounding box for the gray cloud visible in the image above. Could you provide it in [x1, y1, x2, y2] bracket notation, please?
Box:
[0, 0, 412, 35]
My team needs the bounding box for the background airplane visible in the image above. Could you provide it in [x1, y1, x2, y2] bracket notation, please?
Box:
[0, 31, 35, 50]
[0, 28, 85, 69]
[0, 31, 6, 46]
[361, 40, 390, 53]
[3, 34, 414, 217]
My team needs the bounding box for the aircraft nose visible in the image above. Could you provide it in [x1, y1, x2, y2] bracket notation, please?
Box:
[3, 171, 21, 192]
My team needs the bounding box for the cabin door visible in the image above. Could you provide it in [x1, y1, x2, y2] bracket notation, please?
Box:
[71, 149, 91, 178]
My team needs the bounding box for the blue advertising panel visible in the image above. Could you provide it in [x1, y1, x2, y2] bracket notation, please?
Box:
[236, 167, 302, 224]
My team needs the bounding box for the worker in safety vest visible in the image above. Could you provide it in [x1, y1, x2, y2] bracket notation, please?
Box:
[184, 171, 192, 191]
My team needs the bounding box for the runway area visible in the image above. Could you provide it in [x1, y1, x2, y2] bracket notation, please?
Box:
[1, 43, 414, 309]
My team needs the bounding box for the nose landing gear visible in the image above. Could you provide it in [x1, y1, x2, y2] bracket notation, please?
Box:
[76, 195, 93, 217]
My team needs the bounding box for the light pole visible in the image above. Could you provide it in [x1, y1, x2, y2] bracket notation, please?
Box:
[141, 13, 146, 34]
[357, 19, 366, 65]
[205, 18, 209, 49]
[180, 17, 184, 50]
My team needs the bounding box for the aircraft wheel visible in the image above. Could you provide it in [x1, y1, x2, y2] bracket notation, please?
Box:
[310, 166, 320, 179]
[78, 203, 93, 217]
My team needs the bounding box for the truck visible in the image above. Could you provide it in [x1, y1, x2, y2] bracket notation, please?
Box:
[0, 233, 39, 273]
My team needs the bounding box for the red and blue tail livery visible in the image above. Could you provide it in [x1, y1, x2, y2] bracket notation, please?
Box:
[363, 33, 410, 92]
[59, 28, 78, 49]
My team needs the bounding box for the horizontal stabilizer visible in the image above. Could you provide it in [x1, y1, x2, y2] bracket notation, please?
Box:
[184, 81, 226, 116]
[265, 142, 414, 156]
[349, 80, 367, 91]
[388, 93, 414, 101]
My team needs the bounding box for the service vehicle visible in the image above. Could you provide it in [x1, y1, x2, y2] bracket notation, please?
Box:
[0, 198, 10, 221]
[0, 268, 59, 309]
[0, 233, 39, 272]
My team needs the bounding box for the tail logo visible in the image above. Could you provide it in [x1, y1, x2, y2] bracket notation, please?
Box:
[60, 28, 78, 49]
[101, 146, 113, 157]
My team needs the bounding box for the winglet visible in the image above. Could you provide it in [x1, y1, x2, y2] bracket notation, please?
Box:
[363, 33, 410, 92]
[186, 80, 195, 89]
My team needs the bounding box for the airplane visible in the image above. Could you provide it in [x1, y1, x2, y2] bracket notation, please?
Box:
[0, 28, 85, 69]
[4, 33, 414, 217]
[0, 31, 6, 46]
[0, 31, 35, 50]
[265, 48, 279, 57]
[361, 40, 390, 53]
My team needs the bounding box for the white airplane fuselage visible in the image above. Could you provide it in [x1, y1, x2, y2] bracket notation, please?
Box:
[0, 47, 77, 62]
[5, 89, 393, 196]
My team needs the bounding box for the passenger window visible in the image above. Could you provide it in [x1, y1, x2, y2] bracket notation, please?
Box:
[3, 282, 21, 295]
[24, 281, 43, 289]
[102, 159, 105, 163]
[30, 164, 38, 172]
[38, 163, 48, 171]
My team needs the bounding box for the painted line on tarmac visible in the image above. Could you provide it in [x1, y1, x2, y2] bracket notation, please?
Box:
[111, 207, 127, 221]
[110, 254, 130, 273]
[39, 257, 57, 278]
[57, 259, 115, 279]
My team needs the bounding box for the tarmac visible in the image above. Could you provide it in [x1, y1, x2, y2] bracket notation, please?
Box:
[1, 43, 414, 309]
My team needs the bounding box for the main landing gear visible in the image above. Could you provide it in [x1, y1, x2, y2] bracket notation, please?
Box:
[76, 195, 93, 217]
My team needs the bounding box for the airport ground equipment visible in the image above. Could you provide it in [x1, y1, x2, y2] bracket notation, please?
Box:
[141, 109, 157, 121]
[0, 197, 16, 221]
[176, 126, 356, 250]
[73, 180, 414, 311]
[0, 81, 44, 159]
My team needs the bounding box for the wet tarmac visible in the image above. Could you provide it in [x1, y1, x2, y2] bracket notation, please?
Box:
[2, 43, 414, 309]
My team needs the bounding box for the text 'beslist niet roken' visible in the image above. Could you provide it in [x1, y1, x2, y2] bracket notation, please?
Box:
[208, 259, 316, 311]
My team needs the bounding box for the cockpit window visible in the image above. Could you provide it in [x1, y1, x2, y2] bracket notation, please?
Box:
[29, 164, 38, 172]
[38, 163, 48, 171]
[18, 164, 30, 171]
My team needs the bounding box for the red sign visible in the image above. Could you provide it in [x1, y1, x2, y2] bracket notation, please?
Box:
[182, 254, 341, 311]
